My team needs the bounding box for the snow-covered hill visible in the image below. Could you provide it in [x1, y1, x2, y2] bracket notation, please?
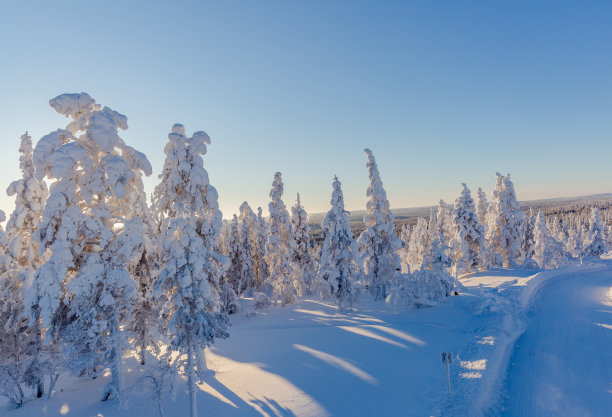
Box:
[4, 261, 612, 417]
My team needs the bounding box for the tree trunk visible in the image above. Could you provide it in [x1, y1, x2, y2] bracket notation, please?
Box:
[139, 333, 147, 365]
[47, 371, 60, 399]
[187, 346, 197, 417]
[104, 313, 124, 401]
[34, 318, 44, 398]
[197, 348, 207, 376]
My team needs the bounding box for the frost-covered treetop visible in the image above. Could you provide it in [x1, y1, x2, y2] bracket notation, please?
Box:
[323, 176, 348, 229]
[34, 92, 152, 201]
[153, 124, 218, 217]
[269, 172, 285, 206]
[6, 132, 48, 233]
[363, 148, 394, 228]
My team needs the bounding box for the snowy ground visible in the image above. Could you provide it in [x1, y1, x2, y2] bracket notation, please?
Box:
[4, 261, 612, 417]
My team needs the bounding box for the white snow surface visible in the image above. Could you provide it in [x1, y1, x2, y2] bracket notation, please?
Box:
[4, 260, 612, 416]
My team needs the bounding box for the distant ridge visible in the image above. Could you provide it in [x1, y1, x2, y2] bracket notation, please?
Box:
[307, 193, 612, 225]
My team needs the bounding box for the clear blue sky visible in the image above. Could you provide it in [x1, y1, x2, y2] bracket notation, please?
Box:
[1, 1, 611, 218]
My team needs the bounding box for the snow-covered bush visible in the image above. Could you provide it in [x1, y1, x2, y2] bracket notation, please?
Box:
[386, 269, 455, 309]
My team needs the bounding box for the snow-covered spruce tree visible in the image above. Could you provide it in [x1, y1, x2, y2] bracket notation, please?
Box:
[0, 209, 30, 408]
[398, 224, 412, 273]
[223, 214, 241, 299]
[550, 217, 569, 248]
[124, 184, 160, 366]
[238, 213, 256, 296]
[357, 149, 402, 300]
[265, 172, 295, 305]
[416, 225, 455, 301]
[435, 199, 453, 249]
[0, 132, 49, 402]
[519, 208, 536, 265]
[486, 173, 523, 267]
[317, 177, 363, 310]
[533, 210, 566, 268]
[476, 187, 489, 229]
[566, 220, 585, 259]
[30, 93, 152, 401]
[152, 124, 229, 417]
[290, 193, 314, 295]
[405, 217, 429, 272]
[238, 202, 258, 294]
[449, 184, 488, 276]
[533, 210, 550, 268]
[584, 207, 608, 257]
[254, 207, 269, 290]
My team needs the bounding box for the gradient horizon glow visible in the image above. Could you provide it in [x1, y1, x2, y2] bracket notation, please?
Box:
[1, 1, 611, 218]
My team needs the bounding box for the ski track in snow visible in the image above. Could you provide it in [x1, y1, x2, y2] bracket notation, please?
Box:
[497, 265, 612, 417]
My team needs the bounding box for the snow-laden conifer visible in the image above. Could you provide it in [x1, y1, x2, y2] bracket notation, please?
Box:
[398, 224, 411, 273]
[152, 124, 229, 417]
[224, 214, 241, 297]
[318, 177, 362, 310]
[405, 217, 429, 272]
[584, 207, 608, 257]
[533, 210, 567, 268]
[265, 172, 295, 305]
[29, 93, 152, 401]
[435, 199, 453, 249]
[238, 202, 258, 294]
[449, 184, 488, 275]
[255, 207, 269, 290]
[0, 132, 50, 401]
[566, 220, 585, 259]
[486, 173, 523, 267]
[290, 193, 314, 295]
[357, 149, 402, 300]
[519, 208, 536, 265]
[238, 214, 256, 295]
[476, 187, 489, 229]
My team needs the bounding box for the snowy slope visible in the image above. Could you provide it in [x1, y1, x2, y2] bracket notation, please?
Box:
[4, 262, 612, 417]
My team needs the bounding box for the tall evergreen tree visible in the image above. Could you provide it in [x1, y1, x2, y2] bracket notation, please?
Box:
[254, 207, 269, 290]
[265, 172, 295, 305]
[318, 177, 362, 310]
[238, 214, 256, 295]
[519, 208, 536, 264]
[238, 202, 258, 293]
[476, 187, 489, 229]
[31, 93, 152, 401]
[405, 217, 429, 273]
[152, 124, 229, 417]
[1, 132, 49, 400]
[584, 207, 608, 257]
[486, 173, 523, 267]
[533, 210, 566, 268]
[290, 193, 314, 295]
[449, 184, 488, 275]
[357, 149, 402, 300]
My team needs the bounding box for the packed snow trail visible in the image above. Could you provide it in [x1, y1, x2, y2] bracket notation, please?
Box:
[499, 265, 612, 416]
